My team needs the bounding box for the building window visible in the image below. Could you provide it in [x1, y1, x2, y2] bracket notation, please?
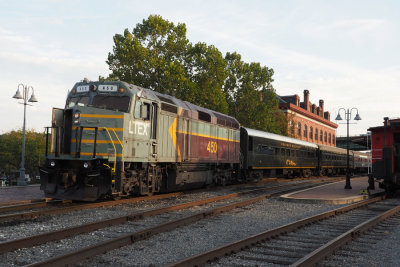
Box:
[333, 134, 335, 145]
[324, 132, 327, 142]
[289, 121, 294, 135]
[328, 133, 331, 144]
[303, 125, 307, 138]
[297, 122, 301, 136]
[315, 128, 318, 140]
[320, 130, 323, 141]
[310, 126, 313, 139]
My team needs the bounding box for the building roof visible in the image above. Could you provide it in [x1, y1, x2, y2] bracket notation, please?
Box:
[280, 102, 338, 128]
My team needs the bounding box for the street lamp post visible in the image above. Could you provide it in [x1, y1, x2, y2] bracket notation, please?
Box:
[12, 84, 38, 186]
[335, 108, 361, 189]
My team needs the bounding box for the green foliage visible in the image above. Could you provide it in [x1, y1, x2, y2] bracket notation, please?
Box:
[224, 52, 287, 135]
[107, 15, 189, 95]
[107, 15, 288, 134]
[0, 129, 45, 177]
[184, 43, 228, 113]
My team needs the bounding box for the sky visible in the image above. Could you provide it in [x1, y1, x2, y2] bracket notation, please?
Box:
[0, 0, 399, 137]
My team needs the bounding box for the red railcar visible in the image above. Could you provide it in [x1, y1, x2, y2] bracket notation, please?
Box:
[368, 117, 400, 193]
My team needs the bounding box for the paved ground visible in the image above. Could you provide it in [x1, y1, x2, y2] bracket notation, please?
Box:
[281, 176, 385, 204]
[0, 185, 44, 203]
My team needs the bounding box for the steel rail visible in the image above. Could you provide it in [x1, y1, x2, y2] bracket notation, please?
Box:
[0, 199, 70, 214]
[25, 181, 322, 267]
[0, 199, 48, 207]
[0, 192, 185, 223]
[0, 181, 319, 254]
[0, 186, 269, 253]
[292, 204, 400, 267]
[0, 176, 340, 224]
[169, 195, 386, 267]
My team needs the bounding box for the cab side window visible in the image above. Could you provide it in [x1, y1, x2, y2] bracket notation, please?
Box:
[142, 103, 150, 120]
[134, 101, 142, 119]
[134, 101, 151, 120]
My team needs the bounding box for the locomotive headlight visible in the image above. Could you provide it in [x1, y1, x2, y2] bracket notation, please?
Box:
[73, 111, 80, 124]
[50, 161, 55, 167]
[83, 162, 89, 168]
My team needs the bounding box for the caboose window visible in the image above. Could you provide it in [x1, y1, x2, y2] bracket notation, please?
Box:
[93, 96, 130, 112]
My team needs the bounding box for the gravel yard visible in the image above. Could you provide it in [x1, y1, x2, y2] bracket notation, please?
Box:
[0, 190, 222, 242]
[1, 191, 343, 266]
[79, 198, 344, 266]
[2, 181, 398, 267]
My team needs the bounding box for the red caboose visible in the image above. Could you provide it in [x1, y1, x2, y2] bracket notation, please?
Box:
[368, 117, 400, 193]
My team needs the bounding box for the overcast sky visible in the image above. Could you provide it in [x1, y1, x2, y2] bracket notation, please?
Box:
[1, 0, 399, 137]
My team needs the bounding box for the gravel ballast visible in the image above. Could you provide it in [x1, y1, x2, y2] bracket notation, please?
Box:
[3, 180, 397, 267]
[79, 198, 344, 266]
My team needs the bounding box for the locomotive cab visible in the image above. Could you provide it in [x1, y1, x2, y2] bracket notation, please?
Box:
[40, 81, 133, 200]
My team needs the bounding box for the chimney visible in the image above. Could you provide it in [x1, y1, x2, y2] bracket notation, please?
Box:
[319, 100, 324, 117]
[324, 111, 330, 120]
[303, 90, 310, 111]
[312, 104, 316, 114]
[294, 94, 300, 106]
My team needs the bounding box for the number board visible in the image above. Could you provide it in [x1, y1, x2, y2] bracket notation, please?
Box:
[99, 85, 118, 92]
[77, 85, 89, 92]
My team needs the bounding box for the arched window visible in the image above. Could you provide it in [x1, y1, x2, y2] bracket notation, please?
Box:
[303, 125, 307, 138]
[289, 121, 294, 135]
[310, 126, 313, 139]
[315, 128, 318, 140]
[328, 133, 331, 144]
[297, 122, 301, 136]
[333, 134, 336, 145]
[324, 132, 327, 142]
[320, 130, 323, 141]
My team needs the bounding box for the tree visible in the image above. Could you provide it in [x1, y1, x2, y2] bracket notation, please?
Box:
[224, 52, 287, 135]
[107, 15, 189, 95]
[183, 42, 228, 113]
[107, 15, 229, 113]
[0, 129, 45, 178]
[106, 15, 288, 133]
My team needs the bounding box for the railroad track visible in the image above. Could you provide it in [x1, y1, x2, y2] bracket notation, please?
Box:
[0, 192, 186, 223]
[169, 196, 400, 267]
[0, 176, 341, 224]
[0, 178, 336, 266]
[321, 201, 400, 266]
[0, 199, 71, 214]
[0, 198, 50, 207]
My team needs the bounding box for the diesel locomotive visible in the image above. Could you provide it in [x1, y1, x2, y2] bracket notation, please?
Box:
[40, 79, 240, 200]
[40, 79, 369, 201]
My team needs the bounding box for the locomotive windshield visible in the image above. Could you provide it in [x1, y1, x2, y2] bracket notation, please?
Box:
[92, 95, 130, 112]
[66, 96, 90, 108]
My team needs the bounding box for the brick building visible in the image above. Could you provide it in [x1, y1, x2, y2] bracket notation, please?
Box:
[278, 90, 338, 147]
